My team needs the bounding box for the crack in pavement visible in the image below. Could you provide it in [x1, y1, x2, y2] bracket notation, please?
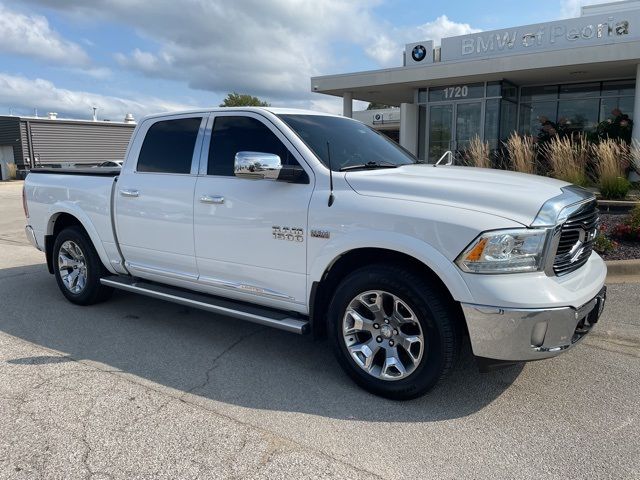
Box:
[184, 327, 265, 397]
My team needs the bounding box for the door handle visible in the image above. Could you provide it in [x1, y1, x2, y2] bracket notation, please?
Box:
[200, 195, 224, 204]
[120, 189, 139, 197]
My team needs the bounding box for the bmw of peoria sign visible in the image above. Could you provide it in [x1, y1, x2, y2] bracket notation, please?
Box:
[440, 11, 639, 62]
[405, 40, 433, 65]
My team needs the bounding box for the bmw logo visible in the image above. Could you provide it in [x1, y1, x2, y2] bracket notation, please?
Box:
[411, 45, 427, 62]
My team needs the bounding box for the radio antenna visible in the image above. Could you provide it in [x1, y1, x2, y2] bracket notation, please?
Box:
[326, 141, 335, 207]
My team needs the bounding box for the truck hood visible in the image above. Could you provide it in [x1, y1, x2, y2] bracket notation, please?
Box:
[344, 164, 569, 226]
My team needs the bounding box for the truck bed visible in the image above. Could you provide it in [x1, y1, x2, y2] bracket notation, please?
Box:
[24, 170, 121, 274]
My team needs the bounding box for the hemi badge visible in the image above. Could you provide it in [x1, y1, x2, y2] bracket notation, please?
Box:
[310, 229, 330, 239]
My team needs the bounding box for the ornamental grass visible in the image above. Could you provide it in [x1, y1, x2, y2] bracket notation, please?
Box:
[543, 135, 589, 187]
[593, 138, 631, 200]
[505, 133, 537, 175]
[463, 135, 491, 168]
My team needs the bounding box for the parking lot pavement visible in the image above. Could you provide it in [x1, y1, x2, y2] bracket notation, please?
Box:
[1, 180, 639, 479]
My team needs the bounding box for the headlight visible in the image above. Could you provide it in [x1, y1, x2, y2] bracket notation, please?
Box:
[456, 228, 550, 274]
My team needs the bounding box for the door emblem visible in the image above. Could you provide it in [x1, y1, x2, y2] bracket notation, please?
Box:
[272, 226, 304, 242]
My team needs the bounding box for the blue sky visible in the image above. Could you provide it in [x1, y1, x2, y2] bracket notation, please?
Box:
[0, 0, 610, 120]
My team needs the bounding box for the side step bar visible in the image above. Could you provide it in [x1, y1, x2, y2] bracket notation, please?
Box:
[100, 276, 309, 335]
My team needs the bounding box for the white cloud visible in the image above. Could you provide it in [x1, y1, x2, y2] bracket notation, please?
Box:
[559, 0, 615, 18]
[416, 15, 482, 45]
[0, 73, 193, 120]
[366, 15, 482, 67]
[0, 3, 90, 66]
[17, 0, 480, 101]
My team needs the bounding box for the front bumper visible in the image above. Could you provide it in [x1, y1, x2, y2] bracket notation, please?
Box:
[461, 286, 606, 361]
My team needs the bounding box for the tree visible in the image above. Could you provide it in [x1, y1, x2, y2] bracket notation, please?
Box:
[366, 102, 393, 110]
[220, 92, 270, 107]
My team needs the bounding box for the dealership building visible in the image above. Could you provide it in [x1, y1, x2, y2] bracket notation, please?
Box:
[312, 0, 640, 163]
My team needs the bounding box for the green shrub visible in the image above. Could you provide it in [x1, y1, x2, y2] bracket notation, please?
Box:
[600, 176, 631, 200]
[593, 233, 617, 254]
[630, 204, 640, 228]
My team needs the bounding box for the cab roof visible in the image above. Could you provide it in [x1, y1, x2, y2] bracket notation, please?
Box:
[140, 106, 343, 122]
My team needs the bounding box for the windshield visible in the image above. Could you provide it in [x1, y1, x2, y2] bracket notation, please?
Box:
[278, 114, 418, 171]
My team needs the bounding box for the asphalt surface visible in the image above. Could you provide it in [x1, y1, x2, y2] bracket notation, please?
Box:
[1, 181, 639, 479]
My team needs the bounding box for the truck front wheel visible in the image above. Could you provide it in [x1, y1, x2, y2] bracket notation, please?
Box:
[328, 264, 461, 400]
[53, 226, 113, 305]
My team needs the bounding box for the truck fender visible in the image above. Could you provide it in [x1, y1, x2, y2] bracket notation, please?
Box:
[308, 229, 474, 304]
[46, 202, 117, 275]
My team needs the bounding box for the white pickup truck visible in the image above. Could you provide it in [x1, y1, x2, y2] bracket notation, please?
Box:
[23, 107, 606, 399]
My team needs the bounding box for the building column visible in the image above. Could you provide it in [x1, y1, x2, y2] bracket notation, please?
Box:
[342, 92, 353, 118]
[633, 64, 640, 147]
[630, 64, 640, 182]
[399, 103, 419, 155]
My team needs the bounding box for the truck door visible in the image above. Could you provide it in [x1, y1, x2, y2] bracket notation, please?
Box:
[193, 112, 314, 309]
[115, 114, 206, 282]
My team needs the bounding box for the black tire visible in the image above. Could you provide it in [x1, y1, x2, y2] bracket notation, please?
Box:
[328, 264, 461, 400]
[53, 226, 114, 305]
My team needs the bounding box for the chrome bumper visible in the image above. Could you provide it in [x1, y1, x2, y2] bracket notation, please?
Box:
[461, 286, 606, 361]
[25, 225, 41, 251]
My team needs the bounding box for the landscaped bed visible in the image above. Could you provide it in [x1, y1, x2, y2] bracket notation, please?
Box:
[596, 208, 640, 260]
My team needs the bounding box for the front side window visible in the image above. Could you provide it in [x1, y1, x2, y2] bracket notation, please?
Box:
[208, 116, 298, 176]
[137, 117, 202, 173]
[278, 114, 417, 171]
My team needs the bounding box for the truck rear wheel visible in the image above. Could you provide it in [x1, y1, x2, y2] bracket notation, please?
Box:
[328, 264, 460, 400]
[53, 226, 113, 305]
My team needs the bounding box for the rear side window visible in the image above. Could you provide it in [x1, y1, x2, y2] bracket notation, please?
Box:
[137, 117, 202, 173]
[208, 116, 297, 176]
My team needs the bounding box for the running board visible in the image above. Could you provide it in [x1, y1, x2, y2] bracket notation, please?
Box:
[100, 276, 309, 335]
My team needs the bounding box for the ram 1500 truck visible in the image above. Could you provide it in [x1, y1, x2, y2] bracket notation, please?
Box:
[23, 107, 606, 399]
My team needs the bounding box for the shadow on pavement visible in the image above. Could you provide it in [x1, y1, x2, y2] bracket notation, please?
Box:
[0, 263, 524, 422]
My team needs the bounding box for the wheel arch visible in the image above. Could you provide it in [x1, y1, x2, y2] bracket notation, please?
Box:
[309, 246, 470, 338]
[44, 207, 115, 275]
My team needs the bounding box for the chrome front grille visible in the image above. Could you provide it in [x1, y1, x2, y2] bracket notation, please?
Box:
[553, 200, 599, 276]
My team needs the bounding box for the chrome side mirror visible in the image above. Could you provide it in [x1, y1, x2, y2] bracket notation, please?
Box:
[234, 151, 282, 180]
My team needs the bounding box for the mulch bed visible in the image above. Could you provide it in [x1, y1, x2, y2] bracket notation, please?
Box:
[598, 212, 640, 260]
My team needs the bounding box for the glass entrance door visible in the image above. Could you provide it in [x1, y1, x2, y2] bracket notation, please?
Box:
[428, 104, 453, 163]
[428, 101, 483, 162]
[455, 102, 482, 153]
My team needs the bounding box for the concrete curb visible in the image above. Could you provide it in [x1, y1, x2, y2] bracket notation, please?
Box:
[598, 199, 639, 208]
[605, 259, 640, 281]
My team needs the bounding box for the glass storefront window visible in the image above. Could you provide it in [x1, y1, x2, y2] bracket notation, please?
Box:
[600, 96, 634, 121]
[559, 82, 600, 99]
[520, 85, 558, 103]
[428, 83, 484, 102]
[500, 100, 518, 141]
[601, 80, 635, 97]
[484, 99, 500, 150]
[501, 83, 518, 102]
[519, 101, 558, 137]
[486, 82, 501, 98]
[557, 99, 600, 134]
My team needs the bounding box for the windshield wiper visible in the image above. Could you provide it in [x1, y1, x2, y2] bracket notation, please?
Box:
[339, 161, 399, 172]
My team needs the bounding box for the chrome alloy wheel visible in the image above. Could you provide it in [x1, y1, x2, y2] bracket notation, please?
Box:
[58, 240, 88, 294]
[342, 290, 425, 381]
